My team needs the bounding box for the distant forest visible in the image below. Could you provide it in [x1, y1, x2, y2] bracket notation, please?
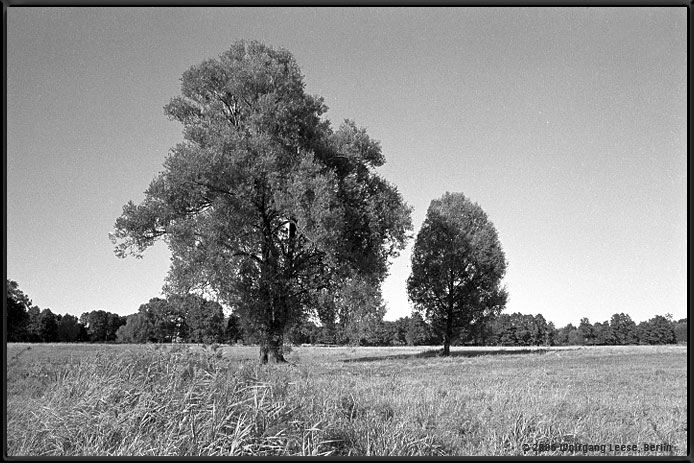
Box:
[7, 279, 686, 347]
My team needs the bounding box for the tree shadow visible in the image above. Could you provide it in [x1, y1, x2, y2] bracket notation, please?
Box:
[342, 348, 551, 363]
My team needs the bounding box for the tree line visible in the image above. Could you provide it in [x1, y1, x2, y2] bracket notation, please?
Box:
[284, 311, 686, 347]
[7, 279, 125, 343]
[7, 279, 685, 346]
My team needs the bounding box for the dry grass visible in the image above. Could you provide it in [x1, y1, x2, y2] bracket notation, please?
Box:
[6, 343, 687, 456]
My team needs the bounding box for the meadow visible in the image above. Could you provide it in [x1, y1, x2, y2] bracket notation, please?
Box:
[6, 343, 688, 456]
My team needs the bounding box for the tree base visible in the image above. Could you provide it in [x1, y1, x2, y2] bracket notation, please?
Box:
[259, 345, 287, 364]
[260, 353, 288, 364]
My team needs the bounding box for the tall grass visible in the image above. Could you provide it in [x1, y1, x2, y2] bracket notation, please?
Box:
[6, 344, 687, 456]
[8, 346, 338, 456]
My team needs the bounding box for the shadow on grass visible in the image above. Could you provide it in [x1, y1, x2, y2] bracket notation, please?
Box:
[342, 348, 551, 363]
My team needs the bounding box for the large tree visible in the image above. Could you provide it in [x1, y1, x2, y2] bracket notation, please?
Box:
[407, 192, 507, 356]
[111, 40, 411, 362]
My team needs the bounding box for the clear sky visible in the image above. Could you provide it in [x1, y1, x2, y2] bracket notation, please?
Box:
[7, 7, 687, 328]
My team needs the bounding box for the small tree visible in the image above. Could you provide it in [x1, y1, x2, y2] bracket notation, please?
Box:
[407, 192, 508, 356]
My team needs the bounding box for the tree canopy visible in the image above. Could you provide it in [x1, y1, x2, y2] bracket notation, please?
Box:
[407, 192, 508, 355]
[111, 40, 412, 362]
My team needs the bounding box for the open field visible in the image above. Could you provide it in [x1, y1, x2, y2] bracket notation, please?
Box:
[6, 343, 687, 456]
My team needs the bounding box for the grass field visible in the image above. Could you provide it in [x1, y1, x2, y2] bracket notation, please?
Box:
[5, 343, 688, 456]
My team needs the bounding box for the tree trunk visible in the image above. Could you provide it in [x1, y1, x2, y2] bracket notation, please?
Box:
[441, 335, 451, 356]
[441, 298, 453, 356]
[441, 271, 454, 357]
[259, 330, 287, 364]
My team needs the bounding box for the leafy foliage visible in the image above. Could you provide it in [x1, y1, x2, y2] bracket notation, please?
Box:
[315, 276, 388, 346]
[609, 313, 637, 345]
[36, 309, 59, 343]
[672, 318, 687, 343]
[171, 294, 225, 344]
[57, 314, 83, 343]
[636, 315, 677, 345]
[115, 313, 153, 344]
[577, 317, 595, 345]
[110, 40, 411, 362]
[4, 276, 684, 348]
[80, 310, 126, 342]
[224, 313, 244, 344]
[406, 313, 433, 346]
[6, 279, 31, 341]
[134, 298, 184, 343]
[484, 313, 554, 346]
[407, 192, 508, 355]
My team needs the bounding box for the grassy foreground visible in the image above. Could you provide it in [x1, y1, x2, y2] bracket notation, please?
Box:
[6, 343, 688, 456]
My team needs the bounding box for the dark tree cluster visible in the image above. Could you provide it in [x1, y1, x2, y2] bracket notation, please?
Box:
[6, 279, 124, 343]
[479, 313, 556, 346]
[276, 311, 686, 348]
[481, 312, 684, 347]
[349, 312, 685, 348]
[244, 312, 439, 347]
[5, 279, 236, 345]
[7, 278, 685, 348]
[115, 295, 228, 344]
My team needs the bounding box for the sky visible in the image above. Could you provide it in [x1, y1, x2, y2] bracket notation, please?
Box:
[6, 7, 687, 328]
